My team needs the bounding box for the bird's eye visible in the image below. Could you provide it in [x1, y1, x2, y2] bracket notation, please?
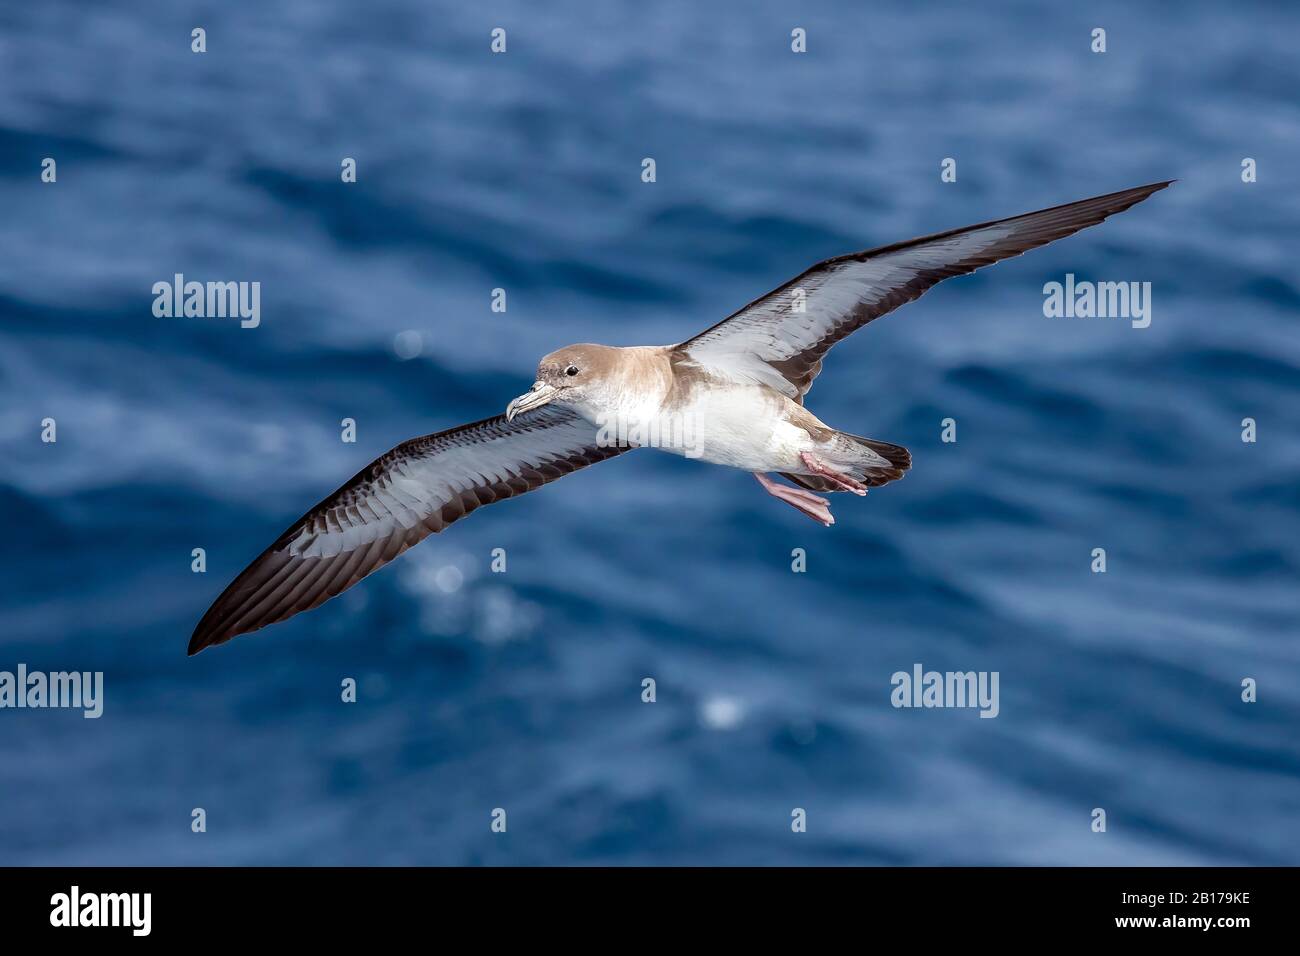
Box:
[564, 365, 579, 377]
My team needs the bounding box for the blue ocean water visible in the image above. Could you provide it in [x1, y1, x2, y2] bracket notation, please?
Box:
[1, 0, 1297, 865]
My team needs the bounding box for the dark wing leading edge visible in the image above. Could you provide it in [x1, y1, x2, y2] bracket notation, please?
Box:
[676, 181, 1172, 400]
[189, 406, 628, 655]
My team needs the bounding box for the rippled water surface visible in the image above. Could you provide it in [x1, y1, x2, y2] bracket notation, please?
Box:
[1, 0, 1297, 864]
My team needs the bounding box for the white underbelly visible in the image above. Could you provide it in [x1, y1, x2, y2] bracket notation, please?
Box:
[651, 387, 810, 472]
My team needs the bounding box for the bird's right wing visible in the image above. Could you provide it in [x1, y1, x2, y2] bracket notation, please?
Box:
[677, 181, 1172, 400]
[189, 406, 628, 654]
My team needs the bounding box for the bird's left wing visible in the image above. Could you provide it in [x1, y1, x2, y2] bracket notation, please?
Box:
[676, 181, 1172, 399]
[189, 406, 627, 654]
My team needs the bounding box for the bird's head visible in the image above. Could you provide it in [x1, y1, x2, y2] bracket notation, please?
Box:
[506, 343, 618, 422]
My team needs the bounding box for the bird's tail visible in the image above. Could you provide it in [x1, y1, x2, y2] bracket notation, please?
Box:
[782, 432, 911, 492]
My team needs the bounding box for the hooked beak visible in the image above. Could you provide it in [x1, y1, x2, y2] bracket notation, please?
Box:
[505, 381, 558, 421]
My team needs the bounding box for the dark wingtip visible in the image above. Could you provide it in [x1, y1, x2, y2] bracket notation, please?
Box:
[1100, 180, 1173, 203]
[1112, 180, 1174, 214]
[1134, 179, 1175, 196]
[1108, 180, 1173, 203]
[187, 614, 229, 656]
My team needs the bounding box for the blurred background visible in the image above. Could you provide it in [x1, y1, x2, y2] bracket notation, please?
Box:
[0, 0, 1297, 864]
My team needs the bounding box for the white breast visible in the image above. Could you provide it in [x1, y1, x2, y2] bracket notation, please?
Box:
[657, 385, 809, 472]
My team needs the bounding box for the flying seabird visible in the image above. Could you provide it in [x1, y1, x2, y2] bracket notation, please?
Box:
[189, 181, 1171, 654]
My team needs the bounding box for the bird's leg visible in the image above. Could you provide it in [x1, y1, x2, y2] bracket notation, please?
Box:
[799, 451, 868, 496]
[753, 472, 835, 527]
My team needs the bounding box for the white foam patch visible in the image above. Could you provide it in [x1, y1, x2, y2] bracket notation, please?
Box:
[699, 695, 745, 731]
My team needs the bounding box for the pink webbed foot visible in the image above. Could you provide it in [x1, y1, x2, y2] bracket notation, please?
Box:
[799, 451, 868, 496]
[754, 472, 835, 527]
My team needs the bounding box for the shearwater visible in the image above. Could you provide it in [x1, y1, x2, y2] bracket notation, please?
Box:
[189, 181, 1172, 654]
